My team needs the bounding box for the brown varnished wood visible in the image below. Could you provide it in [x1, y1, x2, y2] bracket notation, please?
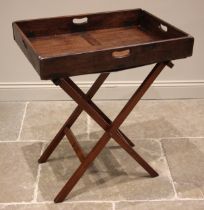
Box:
[15, 9, 141, 37]
[12, 23, 40, 72]
[54, 62, 170, 203]
[61, 78, 135, 148]
[55, 130, 110, 203]
[29, 26, 161, 57]
[139, 10, 189, 39]
[38, 72, 134, 164]
[13, 9, 194, 79]
[38, 73, 110, 163]
[64, 128, 86, 162]
[13, 9, 194, 204]
[41, 37, 193, 79]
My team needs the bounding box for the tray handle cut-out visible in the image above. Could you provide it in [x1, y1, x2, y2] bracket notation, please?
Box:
[73, 17, 88, 25]
[159, 24, 168, 32]
[112, 49, 130, 59]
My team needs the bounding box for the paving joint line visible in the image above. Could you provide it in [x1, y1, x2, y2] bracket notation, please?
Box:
[0, 140, 48, 143]
[32, 143, 46, 203]
[113, 198, 204, 203]
[160, 137, 204, 140]
[112, 202, 116, 210]
[16, 102, 28, 141]
[1, 137, 204, 143]
[159, 139, 178, 199]
[1, 198, 204, 206]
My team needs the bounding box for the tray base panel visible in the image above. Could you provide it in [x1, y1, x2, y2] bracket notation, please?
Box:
[30, 26, 162, 57]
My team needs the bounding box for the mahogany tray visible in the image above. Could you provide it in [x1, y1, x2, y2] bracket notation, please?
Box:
[12, 9, 194, 79]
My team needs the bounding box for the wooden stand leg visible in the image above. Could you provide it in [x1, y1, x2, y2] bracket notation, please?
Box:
[64, 128, 86, 162]
[112, 131, 158, 177]
[54, 62, 173, 202]
[38, 73, 109, 163]
[38, 72, 135, 164]
[54, 131, 110, 203]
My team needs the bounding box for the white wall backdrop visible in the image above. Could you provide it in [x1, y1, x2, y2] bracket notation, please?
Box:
[0, 0, 203, 100]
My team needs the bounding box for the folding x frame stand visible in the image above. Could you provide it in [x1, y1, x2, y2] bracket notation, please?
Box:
[38, 61, 173, 203]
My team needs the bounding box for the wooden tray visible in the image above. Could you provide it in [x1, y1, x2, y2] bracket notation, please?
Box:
[13, 9, 194, 80]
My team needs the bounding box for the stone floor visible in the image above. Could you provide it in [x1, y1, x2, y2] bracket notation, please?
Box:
[0, 100, 204, 210]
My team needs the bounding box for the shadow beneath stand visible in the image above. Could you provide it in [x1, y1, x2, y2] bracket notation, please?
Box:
[21, 117, 183, 200]
[90, 117, 183, 140]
